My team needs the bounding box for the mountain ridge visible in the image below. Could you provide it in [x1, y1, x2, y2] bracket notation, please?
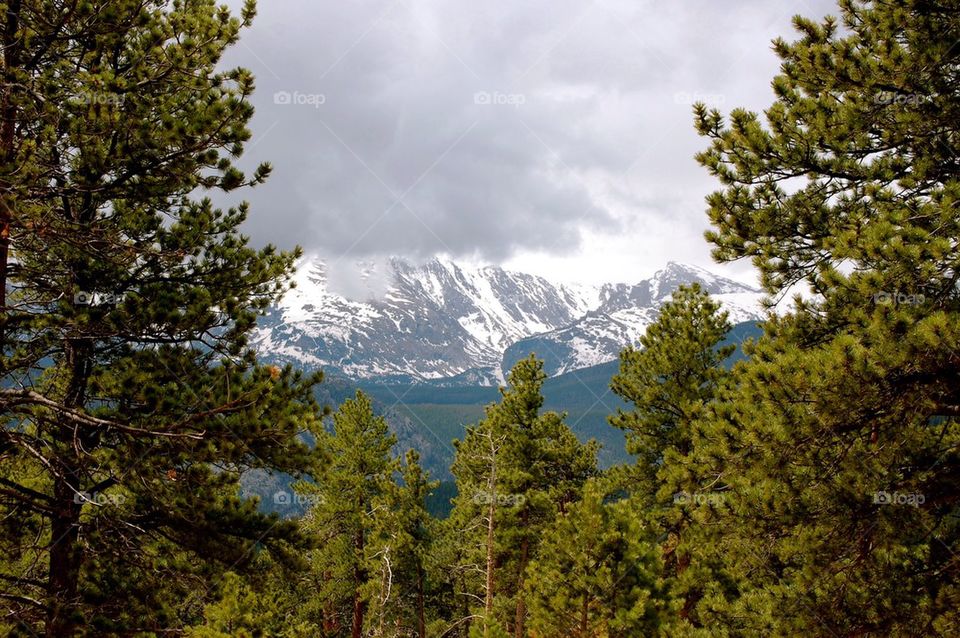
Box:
[251, 257, 765, 383]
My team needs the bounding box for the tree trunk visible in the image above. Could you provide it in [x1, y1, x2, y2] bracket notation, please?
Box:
[375, 546, 391, 637]
[484, 495, 495, 638]
[513, 508, 530, 638]
[460, 570, 472, 637]
[322, 569, 338, 635]
[45, 475, 81, 638]
[0, 0, 23, 337]
[579, 595, 589, 637]
[46, 339, 92, 637]
[416, 563, 426, 638]
[678, 551, 696, 620]
[351, 527, 366, 638]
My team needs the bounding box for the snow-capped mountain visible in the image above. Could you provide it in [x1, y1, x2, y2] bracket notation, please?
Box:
[503, 262, 766, 375]
[251, 257, 765, 384]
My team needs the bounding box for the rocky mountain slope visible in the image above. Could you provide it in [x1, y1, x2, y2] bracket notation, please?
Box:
[503, 262, 766, 375]
[251, 257, 765, 383]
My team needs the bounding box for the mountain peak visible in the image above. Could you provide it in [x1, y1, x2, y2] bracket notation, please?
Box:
[657, 261, 722, 279]
[649, 261, 757, 299]
[255, 257, 765, 384]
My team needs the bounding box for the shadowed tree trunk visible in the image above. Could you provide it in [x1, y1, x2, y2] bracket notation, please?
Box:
[0, 0, 23, 338]
[513, 507, 530, 638]
[352, 500, 366, 638]
[416, 563, 426, 638]
[46, 337, 92, 637]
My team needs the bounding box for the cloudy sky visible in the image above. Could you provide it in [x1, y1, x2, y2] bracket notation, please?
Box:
[220, 0, 836, 292]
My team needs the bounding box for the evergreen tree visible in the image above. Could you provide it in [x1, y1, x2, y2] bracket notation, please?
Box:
[608, 284, 739, 629]
[298, 391, 397, 638]
[366, 449, 437, 638]
[687, 0, 960, 633]
[0, 1, 325, 635]
[185, 572, 267, 638]
[185, 567, 317, 638]
[445, 355, 598, 637]
[524, 480, 669, 638]
[609, 283, 734, 499]
[445, 417, 506, 638]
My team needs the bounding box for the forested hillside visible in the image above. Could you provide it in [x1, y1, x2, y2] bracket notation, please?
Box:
[1, 1, 958, 637]
[243, 320, 762, 520]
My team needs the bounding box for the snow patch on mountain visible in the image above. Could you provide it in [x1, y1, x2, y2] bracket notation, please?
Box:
[251, 257, 766, 384]
[503, 262, 765, 375]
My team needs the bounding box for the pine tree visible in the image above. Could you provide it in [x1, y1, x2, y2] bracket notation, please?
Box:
[445, 355, 598, 637]
[185, 567, 317, 638]
[686, 0, 960, 633]
[445, 418, 506, 638]
[0, 2, 325, 635]
[608, 284, 739, 629]
[298, 391, 397, 638]
[609, 283, 734, 499]
[366, 449, 437, 638]
[524, 480, 670, 638]
[185, 572, 266, 638]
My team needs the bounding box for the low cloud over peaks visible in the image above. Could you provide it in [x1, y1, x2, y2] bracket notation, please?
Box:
[221, 0, 835, 282]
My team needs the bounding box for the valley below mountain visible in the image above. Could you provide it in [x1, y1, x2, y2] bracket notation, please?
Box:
[245, 258, 766, 516]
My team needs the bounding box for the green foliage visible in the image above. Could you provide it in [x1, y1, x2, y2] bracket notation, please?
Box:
[606, 282, 740, 633]
[6, 0, 959, 635]
[186, 572, 274, 638]
[444, 355, 599, 637]
[609, 283, 733, 498]
[468, 618, 512, 638]
[296, 391, 397, 636]
[685, 0, 960, 634]
[695, 0, 960, 302]
[186, 569, 317, 638]
[0, 1, 325, 635]
[365, 449, 438, 637]
[525, 480, 670, 638]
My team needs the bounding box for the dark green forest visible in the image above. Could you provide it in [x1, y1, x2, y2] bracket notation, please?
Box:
[1, 0, 959, 636]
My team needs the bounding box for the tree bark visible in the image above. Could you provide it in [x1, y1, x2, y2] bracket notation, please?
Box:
[416, 563, 426, 638]
[0, 0, 23, 336]
[322, 569, 338, 635]
[351, 525, 366, 638]
[45, 474, 81, 638]
[375, 546, 391, 637]
[46, 338, 92, 637]
[579, 595, 589, 637]
[513, 507, 530, 638]
[484, 495, 495, 638]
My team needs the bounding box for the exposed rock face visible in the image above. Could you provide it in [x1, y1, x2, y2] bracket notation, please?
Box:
[251, 258, 764, 383]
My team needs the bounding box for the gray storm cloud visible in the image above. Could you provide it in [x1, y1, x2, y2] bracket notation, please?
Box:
[218, 0, 836, 276]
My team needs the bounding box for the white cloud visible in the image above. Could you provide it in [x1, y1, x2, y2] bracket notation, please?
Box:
[219, 0, 837, 283]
